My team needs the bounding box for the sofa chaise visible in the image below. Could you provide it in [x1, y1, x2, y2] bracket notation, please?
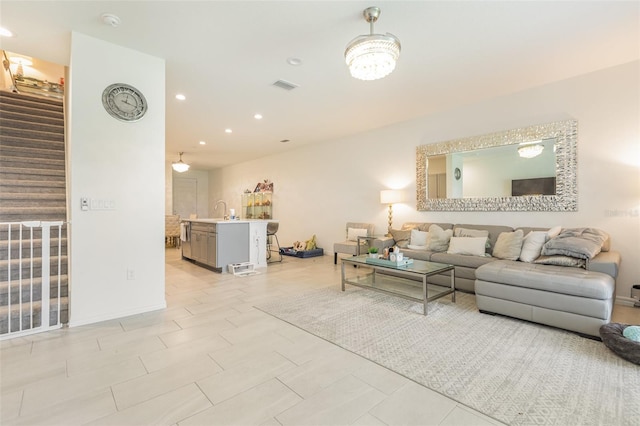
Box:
[373, 222, 620, 337]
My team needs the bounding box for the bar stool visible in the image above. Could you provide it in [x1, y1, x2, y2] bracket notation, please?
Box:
[267, 222, 282, 262]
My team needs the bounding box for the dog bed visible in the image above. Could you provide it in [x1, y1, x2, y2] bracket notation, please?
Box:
[599, 323, 640, 365]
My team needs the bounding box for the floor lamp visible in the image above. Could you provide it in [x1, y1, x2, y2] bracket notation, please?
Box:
[380, 189, 405, 231]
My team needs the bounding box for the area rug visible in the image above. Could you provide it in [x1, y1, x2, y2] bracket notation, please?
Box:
[257, 287, 640, 426]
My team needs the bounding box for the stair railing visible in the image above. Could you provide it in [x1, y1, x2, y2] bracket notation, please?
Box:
[1, 50, 18, 93]
[0, 220, 66, 340]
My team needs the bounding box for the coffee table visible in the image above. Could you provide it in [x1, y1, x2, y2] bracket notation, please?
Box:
[341, 255, 455, 315]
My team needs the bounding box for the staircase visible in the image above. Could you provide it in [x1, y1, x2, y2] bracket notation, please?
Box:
[0, 90, 68, 336]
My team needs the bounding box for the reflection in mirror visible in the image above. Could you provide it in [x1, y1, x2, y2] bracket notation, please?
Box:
[417, 120, 577, 211]
[427, 138, 557, 199]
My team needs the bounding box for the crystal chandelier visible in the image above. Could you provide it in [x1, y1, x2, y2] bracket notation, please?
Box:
[345, 7, 401, 81]
[518, 144, 544, 159]
[172, 152, 190, 173]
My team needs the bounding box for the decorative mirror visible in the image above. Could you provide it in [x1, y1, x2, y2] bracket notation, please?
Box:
[416, 120, 577, 211]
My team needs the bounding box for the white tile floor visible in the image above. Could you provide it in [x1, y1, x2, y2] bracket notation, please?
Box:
[1, 249, 636, 425]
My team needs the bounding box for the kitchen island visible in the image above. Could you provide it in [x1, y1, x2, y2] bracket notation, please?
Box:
[181, 219, 273, 273]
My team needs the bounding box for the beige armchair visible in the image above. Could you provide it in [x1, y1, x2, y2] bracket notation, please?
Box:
[333, 222, 375, 264]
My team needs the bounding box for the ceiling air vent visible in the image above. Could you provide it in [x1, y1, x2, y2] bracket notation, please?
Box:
[272, 79, 299, 91]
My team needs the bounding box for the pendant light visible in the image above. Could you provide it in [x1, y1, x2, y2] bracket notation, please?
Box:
[172, 152, 190, 173]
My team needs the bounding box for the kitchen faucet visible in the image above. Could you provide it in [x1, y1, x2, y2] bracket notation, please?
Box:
[214, 200, 228, 220]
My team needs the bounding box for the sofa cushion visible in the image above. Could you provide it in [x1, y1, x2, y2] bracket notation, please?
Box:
[401, 248, 433, 261]
[492, 230, 524, 260]
[588, 251, 620, 279]
[453, 224, 514, 253]
[430, 252, 496, 269]
[476, 260, 614, 300]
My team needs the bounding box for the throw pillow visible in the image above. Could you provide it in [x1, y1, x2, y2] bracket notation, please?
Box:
[534, 255, 586, 268]
[389, 229, 411, 248]
[454, 227, 491, 250]
[547, 226, 562, 239]
[519, 231, 549, 262]
[427, 224, 453, 252]
[410, 229, 429, 246]
[454, 227, 489, 238]
[447, 237, 487, 256]
[492, 230, 524, 260]
[347, 227, 368, 242]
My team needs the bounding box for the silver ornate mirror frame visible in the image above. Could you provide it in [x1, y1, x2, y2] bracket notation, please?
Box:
[416, 120, 577, 212]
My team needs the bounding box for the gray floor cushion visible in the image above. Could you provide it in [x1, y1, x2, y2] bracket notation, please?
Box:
[599, 323, 640, 365]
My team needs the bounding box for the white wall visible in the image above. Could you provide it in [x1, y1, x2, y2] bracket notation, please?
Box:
[214, 61, 640, 301]
[170, 168, 209, 218]
[68, 33, 166, 326]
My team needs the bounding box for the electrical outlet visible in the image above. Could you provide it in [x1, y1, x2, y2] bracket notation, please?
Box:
[127, 269, 135, 280]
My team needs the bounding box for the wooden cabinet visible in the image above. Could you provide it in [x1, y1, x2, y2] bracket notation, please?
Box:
[241, 192, 272, 219]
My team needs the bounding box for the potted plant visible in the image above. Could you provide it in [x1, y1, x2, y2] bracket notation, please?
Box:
[368, 247, 379, 258]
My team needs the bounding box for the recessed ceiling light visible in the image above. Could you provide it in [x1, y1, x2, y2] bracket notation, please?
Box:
[280, 139, 290, 143]
[175, 94, 186, 100]
[199, 141, 206, 145]
[0, 27, 13, 37]
[225, 129, 232, 134]
[287, 57, 303, 66]
[254, 114, 263, 120]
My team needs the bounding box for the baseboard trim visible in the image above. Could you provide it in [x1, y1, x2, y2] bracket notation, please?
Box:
[68, 301, 167, 328]
[615, 296, 639, 307]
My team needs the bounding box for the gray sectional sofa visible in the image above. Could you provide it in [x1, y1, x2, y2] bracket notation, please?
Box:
[373, 222, 621, 337]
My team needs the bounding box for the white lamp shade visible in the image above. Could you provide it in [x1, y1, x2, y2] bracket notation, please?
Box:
[380, 189, 405, 204]
[172, 162, 190, 173]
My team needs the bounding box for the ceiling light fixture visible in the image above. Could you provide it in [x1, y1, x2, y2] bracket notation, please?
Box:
[225, 129, 232, 134]
[254, 114, 263, 120]
[199, 141, 206, 145]
[175, 94, 186, 100]
[10, 55, 33, 66]
[518, 144, 544, 159]
[0, 27, 13, 37]
[345, 6, 401, 81]
[172, 152, 190, 173]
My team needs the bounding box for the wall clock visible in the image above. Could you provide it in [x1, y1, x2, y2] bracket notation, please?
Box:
[102, 83, 148, 122]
